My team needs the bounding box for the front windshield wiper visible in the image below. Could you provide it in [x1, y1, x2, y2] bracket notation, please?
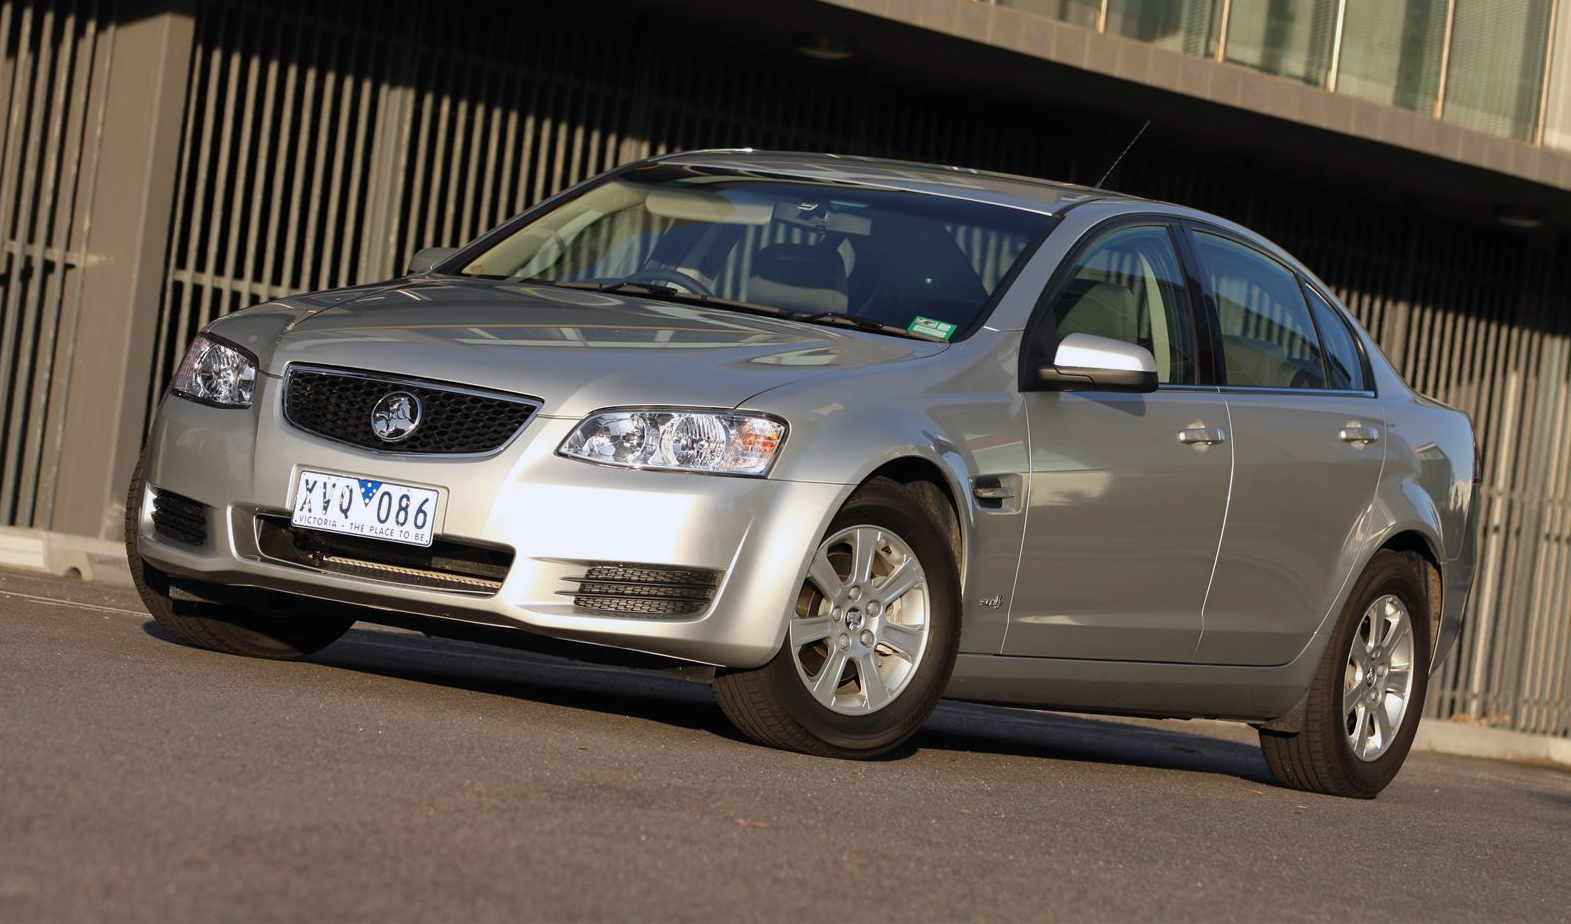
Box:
[496, 277, 944, 342]
[803, 311, 941, 341]
[529, 279, 810, 321]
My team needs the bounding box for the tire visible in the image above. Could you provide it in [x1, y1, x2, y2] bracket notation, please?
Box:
[125, 450, 352, 659]
[712, 478, 960, 758]
[1259, 550, 1433, 798]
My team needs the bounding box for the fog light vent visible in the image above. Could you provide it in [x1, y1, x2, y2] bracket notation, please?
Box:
[151, 488, 208, 546]
[560, 563, 720, 618]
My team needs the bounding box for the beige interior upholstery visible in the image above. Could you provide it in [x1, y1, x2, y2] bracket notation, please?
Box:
[746, 243, 848, 313]
[1056, 280, 1142, 344]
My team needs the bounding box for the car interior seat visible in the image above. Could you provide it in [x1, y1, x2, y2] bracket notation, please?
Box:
[747, 243, 849, 314]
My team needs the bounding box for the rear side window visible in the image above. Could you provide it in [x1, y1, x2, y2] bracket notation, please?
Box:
[1303, 284, 1367, 391]
[1044, 225, 1199, 385]
[1193, 231, 1326, 390]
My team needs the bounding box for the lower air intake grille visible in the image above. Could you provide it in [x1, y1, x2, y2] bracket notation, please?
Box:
[561, 563, 721, 617]
[151, 488, 208, 546]
[256, 515, 513, 595]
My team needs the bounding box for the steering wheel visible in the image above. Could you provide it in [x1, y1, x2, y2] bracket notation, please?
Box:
[628, 267, 715, 297]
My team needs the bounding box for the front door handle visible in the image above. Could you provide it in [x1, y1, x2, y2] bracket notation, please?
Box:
[1339, 425, 1381, 445]
[1177, 426, 1227, 446]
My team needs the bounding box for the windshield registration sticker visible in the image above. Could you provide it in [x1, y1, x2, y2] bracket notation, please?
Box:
[907, 316, 958, 340]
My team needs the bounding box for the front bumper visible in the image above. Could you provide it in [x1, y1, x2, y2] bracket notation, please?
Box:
[135, 374, 848, 668]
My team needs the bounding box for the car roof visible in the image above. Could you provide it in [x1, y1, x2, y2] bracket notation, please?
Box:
[649, 149, 1146, 216]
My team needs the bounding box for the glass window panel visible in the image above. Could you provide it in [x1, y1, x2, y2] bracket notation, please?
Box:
[1303, 284, 1365, 391]
[1107, 0, 1225, 57]
[458, 168, 1052, 333]
[1442, 0, 1553, 141]
[1048, 225, 1199, 385]
[1193, 231, 1327, 390]
[1546, 5, 1571, 152]
[1335, 0, 1448, 114]
[1224, 0, 1339, 86]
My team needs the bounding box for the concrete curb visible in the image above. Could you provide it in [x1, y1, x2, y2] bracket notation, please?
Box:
[1412, 720, 1571, 769]
[0, 527, 133, 587]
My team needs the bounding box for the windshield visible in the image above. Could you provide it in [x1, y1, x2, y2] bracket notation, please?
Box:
[453, 165, 1053, 339]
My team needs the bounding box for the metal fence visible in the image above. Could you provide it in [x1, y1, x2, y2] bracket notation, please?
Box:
[0, 0, 112, 530]
[1, 0, 1568, 737]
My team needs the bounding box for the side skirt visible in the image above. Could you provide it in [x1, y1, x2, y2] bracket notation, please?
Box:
[944, 651, 1318, 723]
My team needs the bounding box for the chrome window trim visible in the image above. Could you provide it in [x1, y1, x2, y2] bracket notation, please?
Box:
[1213, 385, 1377, 399]
[281, 363, 544, 459]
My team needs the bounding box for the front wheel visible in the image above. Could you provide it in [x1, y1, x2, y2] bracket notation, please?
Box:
[125, 450, 353, 660]
[712, 479, 960, 758]
[1259, 550, 1433, 798]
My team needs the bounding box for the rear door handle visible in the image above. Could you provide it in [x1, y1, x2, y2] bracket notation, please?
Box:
[1339, 425, 1381, 445]
[1177, 426, 1227, 446]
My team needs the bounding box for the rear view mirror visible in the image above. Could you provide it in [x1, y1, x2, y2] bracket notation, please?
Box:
[1037, 332, 1158, 393]
[407, 246, 459, 275]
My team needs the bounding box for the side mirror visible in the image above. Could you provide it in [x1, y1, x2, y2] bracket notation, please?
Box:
[1037, 332, 1158, 393]
[407, 246, 459, 275]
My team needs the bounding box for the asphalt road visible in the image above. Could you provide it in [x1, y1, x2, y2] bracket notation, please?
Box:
[3, 568, 1568, 923]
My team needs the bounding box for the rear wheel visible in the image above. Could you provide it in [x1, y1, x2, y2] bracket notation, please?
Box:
[712, 479, 960, 758]
[1259, 550, 1432, 798]
[125, 451, 352, 659]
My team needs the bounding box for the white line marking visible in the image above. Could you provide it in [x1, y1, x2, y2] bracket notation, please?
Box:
[0, 589, 145, 617]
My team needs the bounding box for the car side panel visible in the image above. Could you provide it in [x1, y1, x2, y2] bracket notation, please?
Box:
[745, 331, 1032, 655]
[1371, 392, 1478, 665]
[1191, 392, 1386, 665]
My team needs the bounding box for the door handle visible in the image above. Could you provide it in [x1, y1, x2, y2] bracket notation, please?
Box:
[1339, 425, 1381, 445]
[1177, 426, 1227, 446]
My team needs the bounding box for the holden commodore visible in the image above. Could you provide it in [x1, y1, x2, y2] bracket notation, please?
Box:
[128, 150, 1477, 798]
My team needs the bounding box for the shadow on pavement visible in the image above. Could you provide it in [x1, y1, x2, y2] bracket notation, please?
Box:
[916, 702, 1274, 785]
[142, 619, 1275, 786]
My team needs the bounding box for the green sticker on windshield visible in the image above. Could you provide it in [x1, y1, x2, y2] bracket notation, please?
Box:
[907, 316, 957, 340]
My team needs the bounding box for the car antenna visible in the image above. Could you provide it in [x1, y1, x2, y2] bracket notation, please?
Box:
[1094, 119, 1150, 189]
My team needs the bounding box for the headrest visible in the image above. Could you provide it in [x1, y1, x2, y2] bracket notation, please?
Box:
[747, 243, 849, 313]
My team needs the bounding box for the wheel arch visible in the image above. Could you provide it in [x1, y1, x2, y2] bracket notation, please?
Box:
[857, 456, 967, 585]
[1373, 528, 1444, 663]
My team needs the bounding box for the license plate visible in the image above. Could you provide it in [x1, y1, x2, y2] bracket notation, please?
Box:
[291, 470, 440, 547]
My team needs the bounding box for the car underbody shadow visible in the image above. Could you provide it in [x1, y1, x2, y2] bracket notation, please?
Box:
[141, 619, 1276, 786]
[911, 700, 1276, 785]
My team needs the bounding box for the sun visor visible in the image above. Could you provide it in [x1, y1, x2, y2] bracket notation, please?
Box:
[644, 188, 773, 224]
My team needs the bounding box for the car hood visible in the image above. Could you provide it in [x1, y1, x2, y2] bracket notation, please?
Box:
[250, 278, 946, 417]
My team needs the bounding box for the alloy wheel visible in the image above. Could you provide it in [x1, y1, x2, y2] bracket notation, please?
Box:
[790, 525, 931, 715]
[1343, 593, 1417, 761]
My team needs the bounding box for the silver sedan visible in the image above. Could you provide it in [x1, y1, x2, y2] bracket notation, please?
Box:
[129, 151, 1478, 798]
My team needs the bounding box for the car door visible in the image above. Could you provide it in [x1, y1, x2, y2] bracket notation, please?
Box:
[1182, 227, 1386, 666]
[1006, 221, 1232, 662]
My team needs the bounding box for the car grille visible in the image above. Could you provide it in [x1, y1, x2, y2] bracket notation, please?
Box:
[559, 563, 721, 618]
[283, 366, 540, 454]
[256, 515, 513, 595]
[150, 488, 208, 546]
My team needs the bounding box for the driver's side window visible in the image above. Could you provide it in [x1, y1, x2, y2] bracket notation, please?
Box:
[1045, 224, 1199, 385]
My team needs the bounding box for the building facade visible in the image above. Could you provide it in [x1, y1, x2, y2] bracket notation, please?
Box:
[2, 0, 1569, 738]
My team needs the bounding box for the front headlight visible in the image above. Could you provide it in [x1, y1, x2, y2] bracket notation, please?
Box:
[170, 333, 257, 408]
[558, 409, 787, 476]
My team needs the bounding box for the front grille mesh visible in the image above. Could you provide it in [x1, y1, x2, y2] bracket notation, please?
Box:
[561, 563, 720, 617]
[284, 367, 537, 454]
[151, 488, 208, 546]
